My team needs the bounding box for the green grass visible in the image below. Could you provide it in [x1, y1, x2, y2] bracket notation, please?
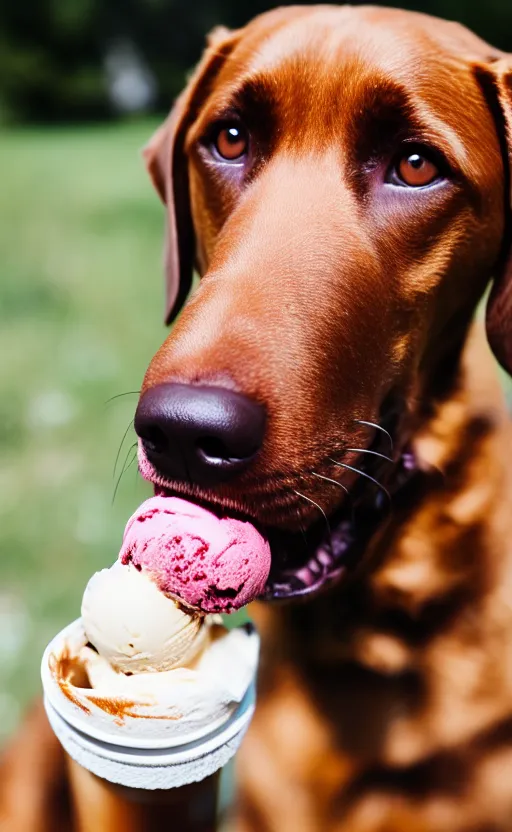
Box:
[0, 120, 168, 743]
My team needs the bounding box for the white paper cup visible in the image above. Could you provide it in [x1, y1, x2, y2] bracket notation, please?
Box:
[41, 619, 257, 789]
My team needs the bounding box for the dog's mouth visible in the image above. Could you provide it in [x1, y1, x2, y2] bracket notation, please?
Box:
[263, 491, 384, 601]
[146, 424, 417, 605]
[263, 518, 362, 600]
[267, 443, 418, 600]
[152, 467, 403, 603]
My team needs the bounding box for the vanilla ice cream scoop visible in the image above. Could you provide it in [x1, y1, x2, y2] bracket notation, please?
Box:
[81, 562, 206, 674]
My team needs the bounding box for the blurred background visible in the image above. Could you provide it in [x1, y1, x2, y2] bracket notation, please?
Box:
[1, 0, 512, 751]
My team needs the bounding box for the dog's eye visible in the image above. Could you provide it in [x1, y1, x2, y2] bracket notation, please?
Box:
[212, 123, 248, 161]
[390, 149, 441, 188]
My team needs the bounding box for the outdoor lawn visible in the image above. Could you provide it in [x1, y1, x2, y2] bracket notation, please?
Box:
[0, 121, 511, 751]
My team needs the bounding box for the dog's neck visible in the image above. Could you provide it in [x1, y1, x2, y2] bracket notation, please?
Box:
[251, 322, 512, 765]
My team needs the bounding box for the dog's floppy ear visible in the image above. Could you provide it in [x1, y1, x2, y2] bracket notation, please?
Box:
[143, 26, 239, 325]
[479, 58, 512, 375]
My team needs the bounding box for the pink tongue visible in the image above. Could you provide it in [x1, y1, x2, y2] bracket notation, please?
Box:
[119, 496, 271, 613]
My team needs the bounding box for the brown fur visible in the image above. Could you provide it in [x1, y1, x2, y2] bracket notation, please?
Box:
[2, 6, 512, 830]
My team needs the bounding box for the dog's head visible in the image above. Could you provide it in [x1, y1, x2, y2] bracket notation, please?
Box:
[135, 6, 512, 601]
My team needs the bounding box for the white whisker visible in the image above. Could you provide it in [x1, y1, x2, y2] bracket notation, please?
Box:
[293, 489, 331, 539]
[311, 471, 355, 523]
[345, 448, 394, 464]
[311, 471, 350, 496]
[328, 458, 391, 503]
[354, 419, 394, 450]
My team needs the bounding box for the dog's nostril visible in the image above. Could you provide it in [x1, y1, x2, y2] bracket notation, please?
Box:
[140, 425, 167, 455]
[196, 436, 233, 462]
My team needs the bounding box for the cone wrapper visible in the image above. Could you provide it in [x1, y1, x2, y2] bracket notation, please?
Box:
[41, 619, 257, 789]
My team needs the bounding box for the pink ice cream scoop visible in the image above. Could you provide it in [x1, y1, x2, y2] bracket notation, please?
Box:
[119, 496, 271, 613]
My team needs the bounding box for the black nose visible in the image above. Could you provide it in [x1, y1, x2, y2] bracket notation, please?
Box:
[134, 383, 266, 486]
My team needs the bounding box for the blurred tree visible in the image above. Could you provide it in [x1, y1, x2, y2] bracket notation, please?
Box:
[0, 0, 107, 121]
[0, 0, 511, 123]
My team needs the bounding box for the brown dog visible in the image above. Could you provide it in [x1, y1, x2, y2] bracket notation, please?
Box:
[2, 5, 512, 831]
